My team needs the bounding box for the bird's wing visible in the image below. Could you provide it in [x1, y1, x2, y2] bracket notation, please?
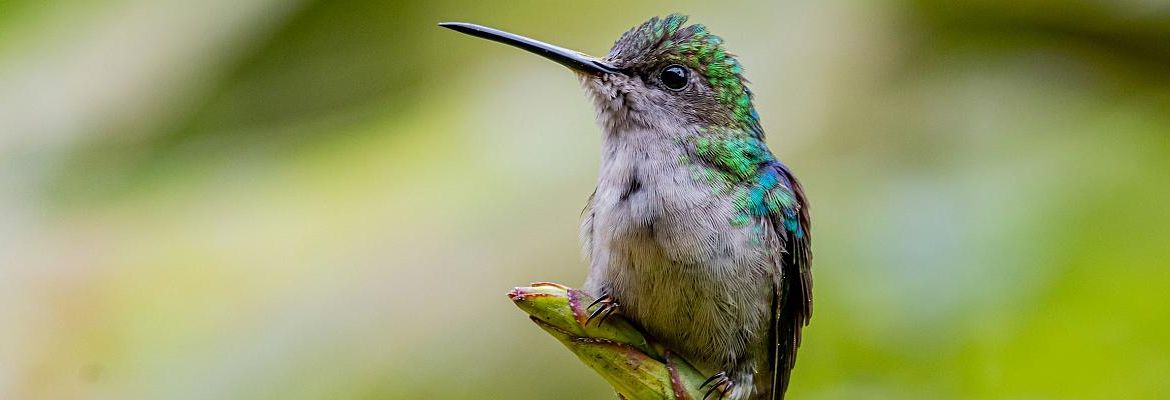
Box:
[763, 162, 812, 400]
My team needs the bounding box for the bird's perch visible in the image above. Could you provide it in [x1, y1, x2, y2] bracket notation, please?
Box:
[507, 282, 709, 399]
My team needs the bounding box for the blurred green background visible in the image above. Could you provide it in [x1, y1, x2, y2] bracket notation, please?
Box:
[2, 0, 1169, 399]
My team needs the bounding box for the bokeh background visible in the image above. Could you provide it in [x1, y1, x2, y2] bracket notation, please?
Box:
[2, 0, 1169, 399]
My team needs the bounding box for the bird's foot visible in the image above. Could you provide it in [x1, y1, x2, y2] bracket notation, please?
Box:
[586, 294, 620, 326]
[702, 370, 753, 400]
[701, 371, 734, 400]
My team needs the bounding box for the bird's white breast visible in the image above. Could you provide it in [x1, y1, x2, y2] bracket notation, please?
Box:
[583, 127, 774, 370]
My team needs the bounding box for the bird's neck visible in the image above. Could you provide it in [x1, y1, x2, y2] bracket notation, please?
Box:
[597, 123, 776, 185]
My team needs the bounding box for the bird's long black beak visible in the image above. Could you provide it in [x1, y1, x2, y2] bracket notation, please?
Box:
[439, 22, 621, 75]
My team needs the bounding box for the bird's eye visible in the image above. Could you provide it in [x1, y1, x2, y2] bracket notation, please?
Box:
[660, 64, 689, 91]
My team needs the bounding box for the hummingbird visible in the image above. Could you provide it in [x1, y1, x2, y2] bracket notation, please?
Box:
[441, 14, 811, 400]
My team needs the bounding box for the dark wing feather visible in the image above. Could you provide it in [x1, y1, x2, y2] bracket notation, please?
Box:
[766, 162, 812, 400]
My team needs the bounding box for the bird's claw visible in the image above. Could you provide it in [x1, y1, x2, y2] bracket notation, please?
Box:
[586, 294, 620, 326]
[700, 371, 734, 400]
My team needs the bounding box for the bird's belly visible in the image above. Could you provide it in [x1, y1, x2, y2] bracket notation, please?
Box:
[610, 224, 773, 370]
[592, 182, 774, 369]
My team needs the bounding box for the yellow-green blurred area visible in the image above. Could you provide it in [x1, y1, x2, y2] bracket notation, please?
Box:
[2, 0, 1168, 398]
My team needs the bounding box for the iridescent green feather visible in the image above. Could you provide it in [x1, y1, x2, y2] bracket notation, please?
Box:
[688, 128, 800, 234]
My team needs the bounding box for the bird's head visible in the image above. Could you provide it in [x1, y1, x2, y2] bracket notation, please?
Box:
[441, 14, 760, 136]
